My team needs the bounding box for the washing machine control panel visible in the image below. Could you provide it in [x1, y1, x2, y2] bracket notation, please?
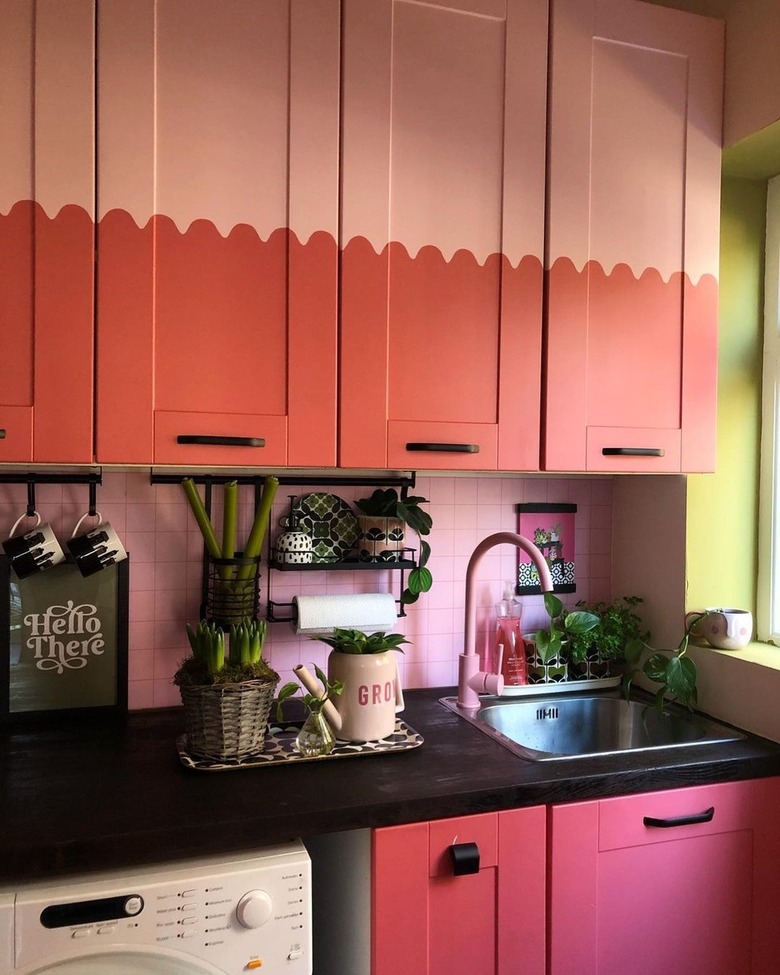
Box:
[8, 841, 311, 974]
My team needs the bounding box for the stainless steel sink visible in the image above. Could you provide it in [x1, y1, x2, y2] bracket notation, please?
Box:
[439, 691, 745, 761]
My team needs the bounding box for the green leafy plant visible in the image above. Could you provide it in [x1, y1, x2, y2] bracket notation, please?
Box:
[276, 664, 344, 721]
[622, 612, 704, 712]
[567, 595, 649, 665]
[314, 628, 409, 655]
[174, 618, 277, 687]
[355, 488, 433, 605]
[533, 593, 600, 665]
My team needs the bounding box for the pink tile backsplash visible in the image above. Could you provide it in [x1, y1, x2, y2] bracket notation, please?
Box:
[0, 472, 613, 709]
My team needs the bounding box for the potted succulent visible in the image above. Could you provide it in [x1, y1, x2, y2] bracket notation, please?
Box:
[530, 593, 600, 683]
[276, 664, 344, 757]
[174, 619, 279, 761]
[622, 612, 703, 712]
[316, 628, 409, 742]
[354, 489, 433, 605]
[566, 595, 649, 679]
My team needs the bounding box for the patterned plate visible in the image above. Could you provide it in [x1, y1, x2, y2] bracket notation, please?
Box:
[295, 493, 359, 563]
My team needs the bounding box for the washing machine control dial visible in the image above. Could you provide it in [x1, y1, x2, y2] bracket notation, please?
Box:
[235, 890, 273, 929]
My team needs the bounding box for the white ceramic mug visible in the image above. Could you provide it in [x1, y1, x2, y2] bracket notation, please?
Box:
[327, 651, 404, 742]
[1, 511, 66, 578]
[67, 511, 128, 577]
[686, 608, 753, 650]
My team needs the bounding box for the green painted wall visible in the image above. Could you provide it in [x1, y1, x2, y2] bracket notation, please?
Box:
[686, 176, 767, 612]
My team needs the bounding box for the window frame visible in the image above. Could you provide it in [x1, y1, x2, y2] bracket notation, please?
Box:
[758, 176, 780, 641]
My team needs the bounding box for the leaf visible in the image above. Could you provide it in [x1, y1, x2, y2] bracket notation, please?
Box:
[535, 630, 562, 665]
[398, 501, 432, 536]
[408, 566, 433, 595]
[564, 611, 600, 635]
[665, 654, 697, 705]
[400, 588, 420, 605]
[543, 592, 564, 620]
[623, 637, 646, 667]
[418, 539, 431, 569]
[643, 652, 670, 683]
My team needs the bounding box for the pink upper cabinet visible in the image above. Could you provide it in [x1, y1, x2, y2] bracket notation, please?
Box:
[0, 0, 95, 463]
[95, 0, 340, 466]
[340, 0, 547, 472]
[544, 0, 724, 473]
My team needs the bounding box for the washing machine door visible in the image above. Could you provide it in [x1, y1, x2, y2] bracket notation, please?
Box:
[21, 949, 228, 975]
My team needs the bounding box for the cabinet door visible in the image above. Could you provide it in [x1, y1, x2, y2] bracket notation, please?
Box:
[0, 0, 95, 463]
[549, 779, 780, 975]
[372, 808, 546, 975]
[95, 0, 339, 466]
[340, 0, 546, 472]
[544, 0, 723, 473]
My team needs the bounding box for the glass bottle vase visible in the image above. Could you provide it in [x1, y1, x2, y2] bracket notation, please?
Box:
[295, 709, 336, 757]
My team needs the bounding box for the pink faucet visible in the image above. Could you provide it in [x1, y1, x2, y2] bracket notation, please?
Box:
[458, 531, 554, 709]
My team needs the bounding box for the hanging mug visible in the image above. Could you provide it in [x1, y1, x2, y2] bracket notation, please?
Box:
[2, 511, 66, 579]
[67, 511, 128, 577]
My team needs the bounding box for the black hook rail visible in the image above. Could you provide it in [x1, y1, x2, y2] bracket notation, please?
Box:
[0, 471, 103, 517]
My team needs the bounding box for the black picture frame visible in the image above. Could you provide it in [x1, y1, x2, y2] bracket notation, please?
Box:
[0, 554, 129, 722]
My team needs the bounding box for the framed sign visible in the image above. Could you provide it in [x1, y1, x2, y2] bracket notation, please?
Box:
[0, 555, 129, 721]
[516, 503, 577, 595]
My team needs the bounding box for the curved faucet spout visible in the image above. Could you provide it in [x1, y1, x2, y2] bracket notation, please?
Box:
[458, 532, 554, 709]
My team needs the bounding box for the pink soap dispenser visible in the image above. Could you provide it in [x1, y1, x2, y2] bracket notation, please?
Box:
[494, 583, 527, 687]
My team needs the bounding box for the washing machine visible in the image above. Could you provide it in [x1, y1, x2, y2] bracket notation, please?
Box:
[0, 841, 311, 975]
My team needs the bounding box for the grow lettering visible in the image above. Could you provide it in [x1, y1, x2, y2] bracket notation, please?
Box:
[24, 601, 105, 674]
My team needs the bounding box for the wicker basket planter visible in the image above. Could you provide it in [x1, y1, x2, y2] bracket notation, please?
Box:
[180, 677, 279, 761]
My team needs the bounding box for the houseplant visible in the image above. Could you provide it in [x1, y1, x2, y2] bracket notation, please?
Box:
[174, 618, 279, 760]
[354, 489, 433, 605]
[317, 628, 409, 742]
[530, 593, 600, 683]
[276, 664, 344, 757]
[566, 595, 649, 678]
[622, 612, 703, 712]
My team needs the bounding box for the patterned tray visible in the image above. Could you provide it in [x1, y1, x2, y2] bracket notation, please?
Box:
[177, 718, 423, 771]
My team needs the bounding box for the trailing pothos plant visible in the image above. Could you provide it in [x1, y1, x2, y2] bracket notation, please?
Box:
[355, 488, 433, 605]
[533, 593, 600, 664]
[622, 611, 704, 712]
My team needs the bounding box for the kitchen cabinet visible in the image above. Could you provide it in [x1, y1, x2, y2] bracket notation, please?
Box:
[339, 0, 547, 472]
[549, 778, 780, 975]
[544, 0, 724, 473]
[95, 0, 340, 467]
[372, 808, 546, 975]
[0, 0, 95, 464]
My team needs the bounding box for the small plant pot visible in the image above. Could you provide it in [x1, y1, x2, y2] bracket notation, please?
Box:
[569, 651, 612, 681]
[356, 516, 405, 563]
[525, 639, 569, 684]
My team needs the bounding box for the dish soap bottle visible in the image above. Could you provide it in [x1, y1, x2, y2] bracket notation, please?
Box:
[494, 583, 527, 686]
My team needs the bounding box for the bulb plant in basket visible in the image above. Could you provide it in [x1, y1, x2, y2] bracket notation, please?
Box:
[174, 619, 279, 762]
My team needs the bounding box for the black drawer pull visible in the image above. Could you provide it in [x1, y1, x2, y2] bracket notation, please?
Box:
[643, 806, 714, 829]
[449, 841, 480, 875]
[406, 442, 479, 454]
[177, 435, 265, 448]
[602, 447, 664, 457]
[0, 429, 5, 440]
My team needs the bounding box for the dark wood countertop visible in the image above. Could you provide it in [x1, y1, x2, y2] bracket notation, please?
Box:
[3, 687, 780, 883]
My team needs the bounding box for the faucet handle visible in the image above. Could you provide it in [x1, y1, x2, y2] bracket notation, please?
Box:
[468, 670, 504, 697]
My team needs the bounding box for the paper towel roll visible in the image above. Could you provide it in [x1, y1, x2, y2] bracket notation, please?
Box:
[293, 593, 397, 635]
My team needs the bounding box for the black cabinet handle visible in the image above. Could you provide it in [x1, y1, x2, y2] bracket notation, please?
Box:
[602, 447, 664, 457]
[449, 842, 480, 875]
[0, 429, 5, 440]
[406, 442, 479, 454]
[176, 435, 265, 448]
[643, 806, 715, 829]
